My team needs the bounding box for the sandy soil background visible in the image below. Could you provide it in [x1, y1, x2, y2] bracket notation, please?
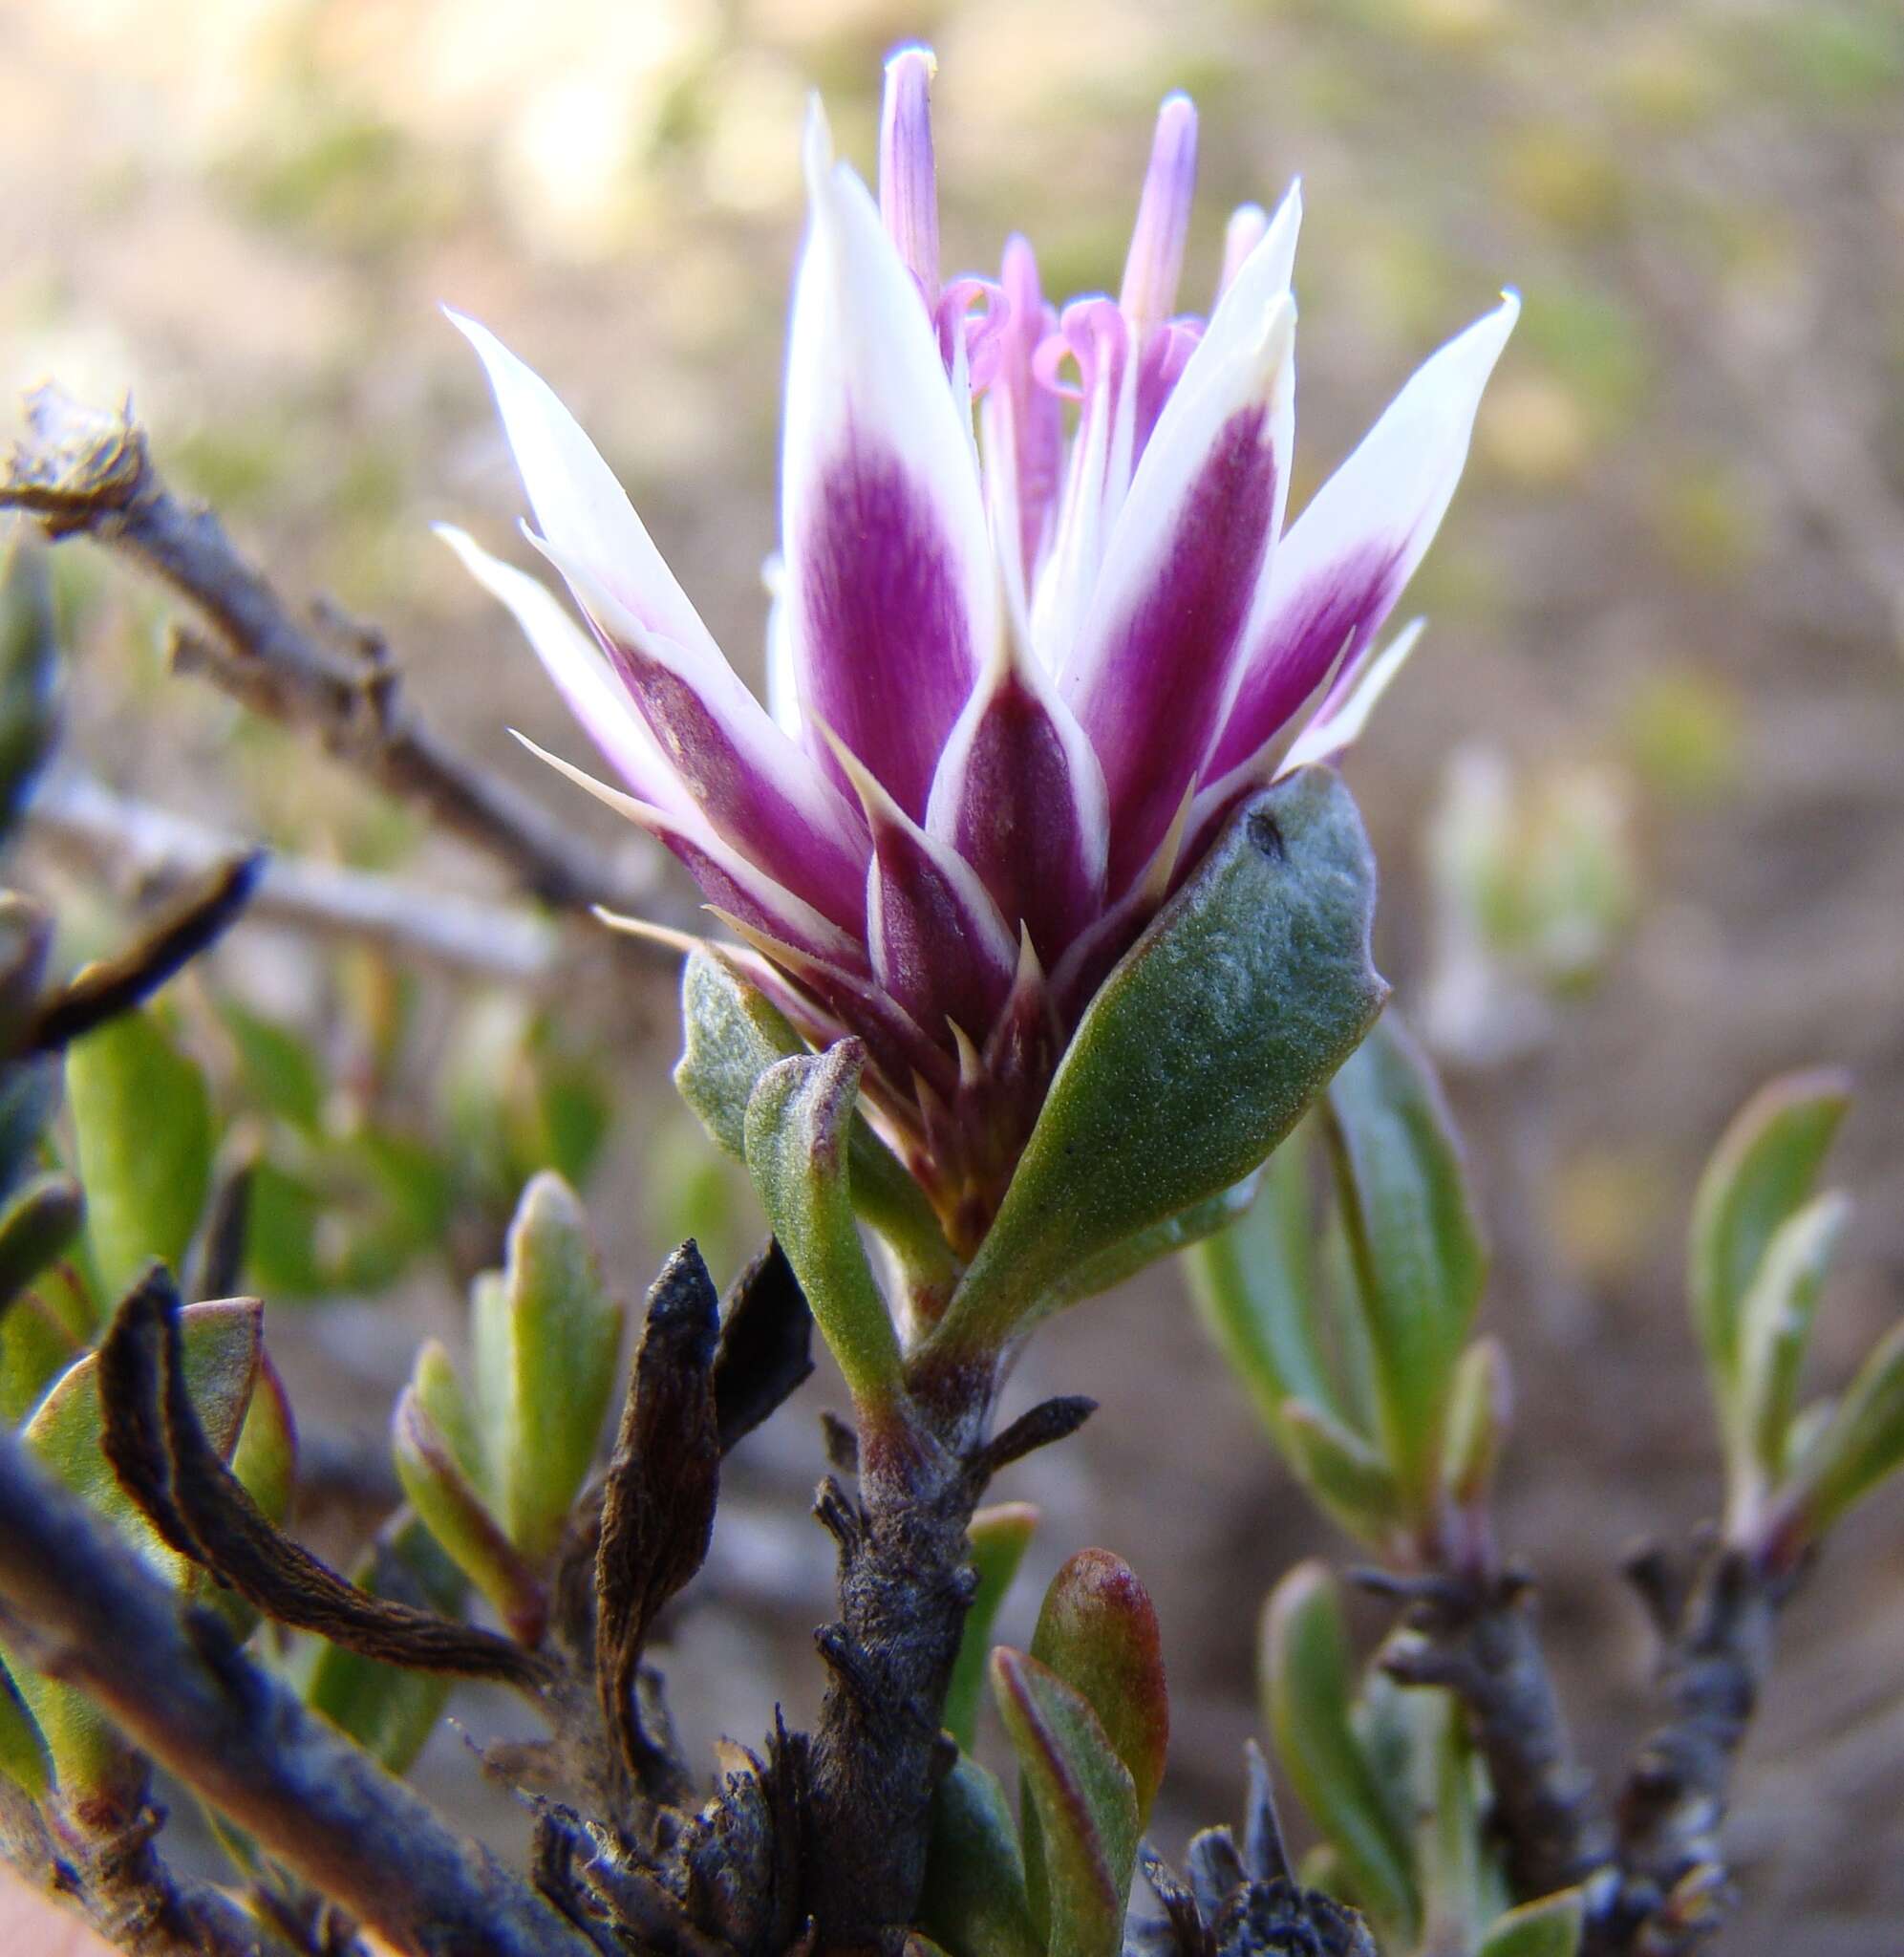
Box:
[2, 0, 1902, 1950]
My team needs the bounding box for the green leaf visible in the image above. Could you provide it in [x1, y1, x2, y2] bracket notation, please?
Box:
[392, 1374, 544, 1644]
[67, 1007, 214, 1301]
[678, 951, 952, 1286]
[993, 1646, 1140, 1957]
[24, 1295, 259, 1574]
[1188, 1125, 1340, 1445]
[1260, 1562, 1417, 1943]
[479, 1172, 623, 1562]
[305, 1511, 463, 1773]
[933, 769, 1386, 1359]
[0, 1659, 50, 1798]
[218, 1000, 327, 1131]
[1443, 1337, 1512, 1509]
[0, 1287, 80, 1423]
[1689, 1069, 1850, 1410]
[945, 1501, 1038, 1751]
[1734, 1191, 1849, 1489]
[919, 1753, 1041, 1957]
[1051, 1173, 1259, 1307]
[743, 1043, 905, 1414]
[0, 1170, 83, 1309]
[1281, 1400, 1404, 1546]
[15, 1296, 260, 1791]
[1324, 1014, 1486, 1513]
[1030, 1549, 1169, 1832]
[1784, 1318, 1904, 1540]
[1477, 1889, 1586, 1957]
[231, 1347, 297, 1527]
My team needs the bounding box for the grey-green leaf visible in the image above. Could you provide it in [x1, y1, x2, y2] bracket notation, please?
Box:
[677, 950, 952, 1284]
[1324, 1013, 1486, 1513]
[1785, 1318, 1904, 1541]
[1188, 1125, 1339, 1445]
[744, 1042, 905, 1413]
[1260, 1562, 1417, 1943]
[932, 769, 1386, 1359]
[1689, 1069, 1850, 1408]
[919, 1753, 1042, 1957]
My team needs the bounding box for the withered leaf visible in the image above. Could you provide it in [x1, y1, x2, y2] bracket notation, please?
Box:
[712, 1237, 812, 1454]
[595, 1241, 721, 1786]
[98, 1268, 548, 1689]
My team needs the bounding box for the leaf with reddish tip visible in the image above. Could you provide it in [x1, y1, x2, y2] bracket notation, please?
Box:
[1260, 1563, 1417, 1944]
[992, 1646, 1139, 1957]
[932, 768, 1384, 1359]
[393, 1371, 545, 1645]
[1689, 1069, 1851, 1415]
[945, 1501, 1038, 1750]
[1477, 1889, 1585, 1957]
[1324, 1013, 1486, 1516]
[1030, 1549, 1168, 1829]
[920, 1753, 1042, 1957]
[744, 1042, 906, 1413]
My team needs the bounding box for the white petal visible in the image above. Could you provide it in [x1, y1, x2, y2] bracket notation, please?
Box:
[436, 524, 686, 813]
[1280, 617, 1427, 773]
[446, 310, 719, 660]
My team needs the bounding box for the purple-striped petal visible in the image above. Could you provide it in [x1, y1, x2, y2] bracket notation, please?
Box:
[820, 726, 1018, 1047]
[1182, 618, 1427, 876]
[924, 630, 1109, 963]
[450, 312, 871, 931]
[1059, 291, 1296, 892]
[527, 531, 871, 934]
[1279, 616, 1426, 774]
[781, 101, 996, 823]
[436, 524, 685, 815]
[1206, 292, 1518, 780]
[512, 732, 864, 971]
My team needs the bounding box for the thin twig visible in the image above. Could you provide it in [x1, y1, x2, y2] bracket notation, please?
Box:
[1586, 1545, 1802, 1957]
[0, 1425, 598, 1957]
[31, 770, 560, 982]
[2, 385, 668, 935]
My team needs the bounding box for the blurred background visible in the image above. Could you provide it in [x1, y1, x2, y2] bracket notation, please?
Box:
[2, 0, 1902, 1950]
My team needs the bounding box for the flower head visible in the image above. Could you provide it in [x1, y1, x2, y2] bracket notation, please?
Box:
[443, 48, 1514, 1254]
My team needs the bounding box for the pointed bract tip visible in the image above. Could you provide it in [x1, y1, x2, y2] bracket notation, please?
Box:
[802, 92, 834, 197]
[591, 906, 706, 959]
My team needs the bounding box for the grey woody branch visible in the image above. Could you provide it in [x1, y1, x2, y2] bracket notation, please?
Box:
[0, 1424, 599, 1957]
[2, 384, 667, 935]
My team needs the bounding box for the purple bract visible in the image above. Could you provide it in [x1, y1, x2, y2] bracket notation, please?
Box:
[441, 45, 1515, 1253]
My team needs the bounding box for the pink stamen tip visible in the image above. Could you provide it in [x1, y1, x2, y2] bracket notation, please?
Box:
[1218, 203, 1270, 299]
[1119, 92, 1199, 333]
[879, 44, 941, 300]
